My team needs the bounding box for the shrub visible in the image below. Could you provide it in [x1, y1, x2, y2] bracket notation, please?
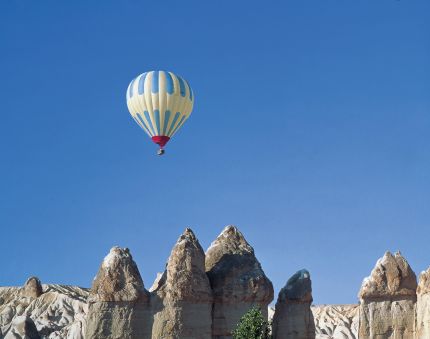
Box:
[232, 306, 271, 339]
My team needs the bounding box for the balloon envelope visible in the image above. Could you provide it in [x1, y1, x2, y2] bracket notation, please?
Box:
[126, 70, 194, 150]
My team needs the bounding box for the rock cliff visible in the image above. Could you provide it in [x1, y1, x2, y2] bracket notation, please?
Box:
[2, 229, 429, 339]
[312, 304, 359, 339]
[358, 251, 417, 339]
[0, 283, 88, 338]
[151, 228, 212, 338]
[4, 316, 40, 339]
[272, 269, 315, 339]
[416, 267, 430, 339]
[85, 246, 152, 339]
[205, 225, 274, 338]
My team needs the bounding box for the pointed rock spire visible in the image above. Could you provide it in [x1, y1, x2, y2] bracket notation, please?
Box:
[206, 225, 273, 302]
[359, 251, 417, 300]
[171, 227, 211, 300]
[154, 227, 212, 301]
[358, 251, 417, 338]
[205, 225, 274, 337]
[152, 228, 212, 338]
[89, 246, 145, 302]
[272, 269, 315, 339]
[86, 246, 152, 339]
[205, 225, 254, 267]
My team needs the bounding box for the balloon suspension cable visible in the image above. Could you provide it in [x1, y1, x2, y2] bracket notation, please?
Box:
[157, 148, 165, 156]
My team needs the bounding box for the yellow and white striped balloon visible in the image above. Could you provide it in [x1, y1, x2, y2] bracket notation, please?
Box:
[126, 70, 194, 152]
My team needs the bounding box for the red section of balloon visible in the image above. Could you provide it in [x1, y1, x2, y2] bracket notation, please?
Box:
[151, 136, 170, 148]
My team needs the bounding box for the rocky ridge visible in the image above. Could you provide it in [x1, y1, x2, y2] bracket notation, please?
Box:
[205, 225, 274, 338]
[1, 227, 429, 339]
[85, 246, 151, 339]
[0, 284, 89, 339]
[358, 251, 417, 339]
[312, 304, 359, 339]
[151, 228, 212, 338]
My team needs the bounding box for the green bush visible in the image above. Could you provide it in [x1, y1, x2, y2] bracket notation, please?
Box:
[232, 306, 271, 339]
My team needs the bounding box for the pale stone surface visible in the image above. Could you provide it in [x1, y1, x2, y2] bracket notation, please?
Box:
[27, 285, 88, 339]
[312, 304, 359, 339]
[151, 228, 212, 339]
[359, 300, 416, 339]
[149, 272, 165, 293]
[205, 225, 274, 338]
[85, 246, 151, 339]
[268, 305, 275, 322]
[86, 301, 151, 339]
[358, 251, 417, 339]
[3, 242, 429, 339]
[272, 269, 315, 339]
[4, 316, 40, 339]
[0, 284, 88, 339]
[416, 267, 430, 339]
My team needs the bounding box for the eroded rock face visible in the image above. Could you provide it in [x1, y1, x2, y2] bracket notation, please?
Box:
[358, 251, 417, 339]
[0, 284, 89, 339]
[417, 267, 430, 339]
[151, 228, 212, 338]
[205, 225, 274, 338]
[272, 269, 315, 339]
[85, 246, 151, 339]
[312, 304, 359, 339]
[4, 315, 40, 339]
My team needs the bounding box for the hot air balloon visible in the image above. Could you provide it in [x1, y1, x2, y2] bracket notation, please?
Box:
[126, 70, 194, 155]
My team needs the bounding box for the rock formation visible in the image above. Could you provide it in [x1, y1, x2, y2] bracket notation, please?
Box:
[3, 229, 430, 339]
[358, 251, 417, 339]
[205, 225, 274, 338]
[21, 277, 43, 299]
[4, 316, 40, 339]
[151, 228, 212, 338]
[27, 285, 88, 338]
[272, 269, 315, 339]
[312, 304, 359, 339]
[88, 247, 145, 303]
[85, 246, 152, 339]
[0, 283, 88, 338]
[416, 267, 430, 339]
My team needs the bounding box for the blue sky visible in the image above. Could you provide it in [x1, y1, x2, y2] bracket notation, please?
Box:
[1, 0, 429, 304]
